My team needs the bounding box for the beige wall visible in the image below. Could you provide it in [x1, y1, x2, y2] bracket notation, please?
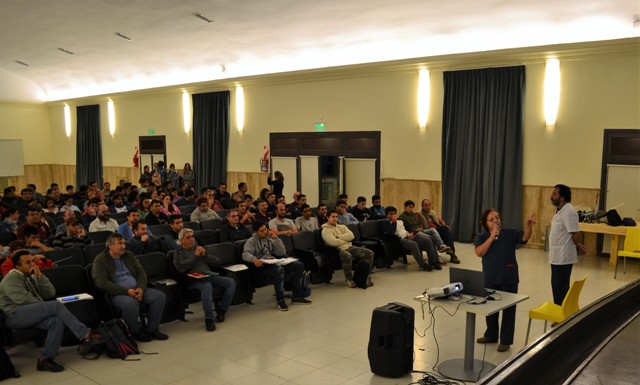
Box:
[0, 39, 638, 194]
[0, 101, 52, 164]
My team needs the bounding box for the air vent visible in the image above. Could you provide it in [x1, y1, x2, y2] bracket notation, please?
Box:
[58, 48, 74, 55]
[116, 32, 133, 41]
[193, 12, 213, 23]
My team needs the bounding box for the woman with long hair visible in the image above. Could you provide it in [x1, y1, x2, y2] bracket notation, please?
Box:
[267, 171, 284, 196]
[181, 162, 196, 188]
[160, 194, 181, 215]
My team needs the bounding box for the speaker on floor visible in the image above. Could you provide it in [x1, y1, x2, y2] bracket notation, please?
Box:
[367, 302, 414, 378]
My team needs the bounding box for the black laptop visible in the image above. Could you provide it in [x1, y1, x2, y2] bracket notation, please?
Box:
[449, 267, 492, 298]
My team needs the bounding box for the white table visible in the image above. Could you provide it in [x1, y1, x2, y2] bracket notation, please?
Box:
[415, 290, 529, 381]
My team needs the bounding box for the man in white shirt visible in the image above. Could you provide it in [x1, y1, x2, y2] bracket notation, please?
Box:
[89, 204, 119, 233]
[549, 184, 587, 305]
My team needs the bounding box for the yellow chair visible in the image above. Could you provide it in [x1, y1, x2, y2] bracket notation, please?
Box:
[615, 227, 640, 279]
[525, 275, 587, 344]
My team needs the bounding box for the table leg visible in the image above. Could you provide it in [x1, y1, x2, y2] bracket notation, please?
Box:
[464, 312, 476, 369]
[438, 311, 496, 381]
[610, 235, 619, 267]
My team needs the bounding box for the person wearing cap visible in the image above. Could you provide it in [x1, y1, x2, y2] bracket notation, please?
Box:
[51, 217, 93, 249]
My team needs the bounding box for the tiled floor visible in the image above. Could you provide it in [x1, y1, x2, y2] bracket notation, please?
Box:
[6, 243, 638, 385]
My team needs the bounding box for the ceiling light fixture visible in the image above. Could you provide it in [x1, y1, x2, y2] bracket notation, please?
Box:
[14, 60, 29, 66]
[193, 12, 214, 23]
[115, 32, 133, 41]
[58, 48, 74, 55]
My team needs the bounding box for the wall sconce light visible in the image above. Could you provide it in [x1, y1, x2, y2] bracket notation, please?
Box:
[63, 104, 71, 138]
[418, 68, 430, 130]
[544, 58, 560, 128]
[236, 85, 245, 133]
[182, 91, 191, 134]
[107, 99, 116, 136]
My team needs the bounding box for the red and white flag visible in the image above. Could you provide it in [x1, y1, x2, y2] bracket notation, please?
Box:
[133, 146, 139, 167]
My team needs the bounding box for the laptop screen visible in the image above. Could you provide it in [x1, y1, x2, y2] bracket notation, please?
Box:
[449, 267, 488, 297]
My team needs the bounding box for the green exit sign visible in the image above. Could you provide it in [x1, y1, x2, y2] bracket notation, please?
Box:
[148, 129, 155, 135]
[314, 122, 325, 131]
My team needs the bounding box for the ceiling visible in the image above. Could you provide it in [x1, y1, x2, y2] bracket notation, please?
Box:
[1, 0, 638, 102]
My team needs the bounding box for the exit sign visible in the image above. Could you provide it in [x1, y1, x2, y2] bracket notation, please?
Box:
[148, 129, 155, 135]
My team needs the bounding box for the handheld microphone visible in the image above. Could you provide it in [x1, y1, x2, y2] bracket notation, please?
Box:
[494, 223, 501, 241]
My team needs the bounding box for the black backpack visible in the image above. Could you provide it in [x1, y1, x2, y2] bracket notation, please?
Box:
[83, 319, 141, 360]
[352, 259, 370, 289]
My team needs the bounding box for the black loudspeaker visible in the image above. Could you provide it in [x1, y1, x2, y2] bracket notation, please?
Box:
[368, 302, 414, 378]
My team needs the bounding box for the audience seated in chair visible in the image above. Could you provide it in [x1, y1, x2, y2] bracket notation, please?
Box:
[351, 196, 371, 222]
[0, 207, 20, 234]
[145, 199, 169, 226]
[381, 206, 441, 271]
[220, 209, 252, 242]
[421, 198, 458, 260]
[295, 204, 319, 232]
[88, 205, 119, 233]
[125, 220, 170, 255]
[316, 203, 328, 226]
[173, 228, 236, 331]
[268, 204, 299, 236]
[51, 217, 93, 249]
[399, 200, 459, 264]
[236, 200, 255, 225]
[241, 221, 311, 311]
[17, 207, 51, 241]
[321, 209, 374, 288]
[190, 197, 222, 223]
[1, 240, 54, 277]
[254, 199, 273, 224]
[91, 233, 169, 342]
[0, 250, 103, 372]
[336, 200, 359, 225]
[162, 214, 184, 250]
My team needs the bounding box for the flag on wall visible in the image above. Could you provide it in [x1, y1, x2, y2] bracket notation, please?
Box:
[133, 146, 139, 167]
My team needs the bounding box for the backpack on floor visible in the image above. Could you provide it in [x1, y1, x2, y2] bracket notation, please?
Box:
[352, 260, 371, 289]
[0, 347, 19, 381]
[83, 319, 141, 360]
[301, 270, 312, 298]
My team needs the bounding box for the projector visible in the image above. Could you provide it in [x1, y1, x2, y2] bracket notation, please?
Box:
[426, 282, 463, 299]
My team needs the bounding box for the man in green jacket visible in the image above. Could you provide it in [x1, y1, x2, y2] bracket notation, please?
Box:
[92, 233, 168, 342]
[0, 250, 102, 372]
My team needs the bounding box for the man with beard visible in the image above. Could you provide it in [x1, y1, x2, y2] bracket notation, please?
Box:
[89, 204, 119, 232]
[549, 184, 586, 305]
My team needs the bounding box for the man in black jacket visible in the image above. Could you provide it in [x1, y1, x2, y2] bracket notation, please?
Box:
[126, 220, 170, 255]
[220, 209, 252, 242]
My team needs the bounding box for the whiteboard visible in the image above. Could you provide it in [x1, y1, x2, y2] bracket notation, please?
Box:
[0, 140, 24, 177]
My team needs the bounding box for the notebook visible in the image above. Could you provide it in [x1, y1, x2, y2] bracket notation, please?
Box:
[449, 267, 492, 298]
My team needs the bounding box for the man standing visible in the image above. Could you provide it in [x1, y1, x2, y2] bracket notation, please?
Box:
[321, 209, 374, 288]
[0, 251, 102, 372]
[88, 205, 119, 233]
[549, 184, 586, 305]
[92, 233, 169, 342]
[174, 229, 236, 331]
[242, 221, 311, 311]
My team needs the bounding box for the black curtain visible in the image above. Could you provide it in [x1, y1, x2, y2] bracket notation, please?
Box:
[192, 91, 230, 193]
[441, 66, 525, 242]
[76, 104, 103, 187]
